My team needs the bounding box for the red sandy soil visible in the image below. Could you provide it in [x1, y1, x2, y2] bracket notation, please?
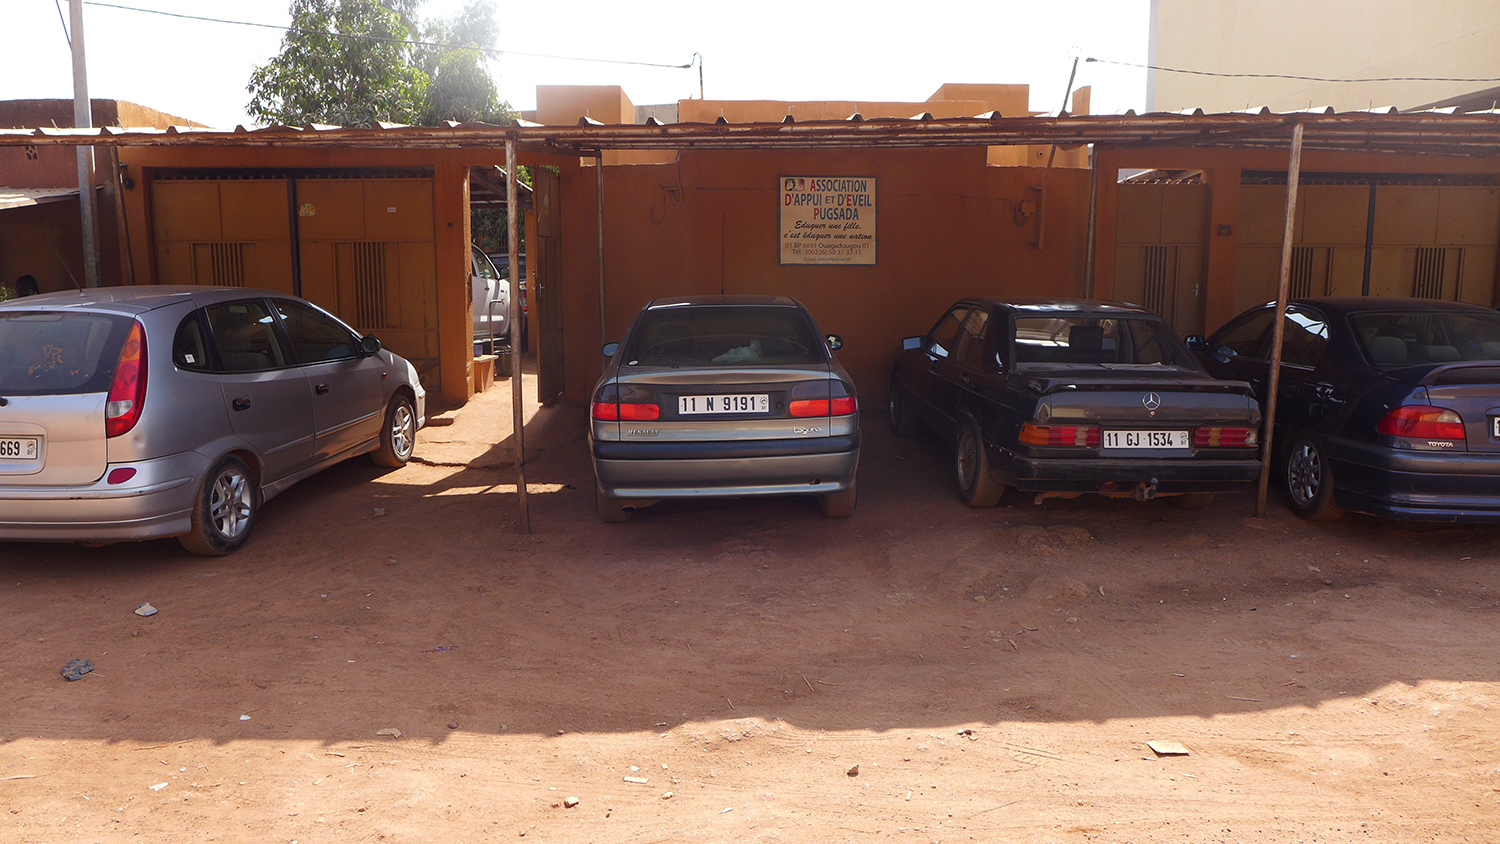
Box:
[3, 364, 1500, 843]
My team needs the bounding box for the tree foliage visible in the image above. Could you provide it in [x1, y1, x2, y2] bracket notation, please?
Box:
[247, 0, 513, 128]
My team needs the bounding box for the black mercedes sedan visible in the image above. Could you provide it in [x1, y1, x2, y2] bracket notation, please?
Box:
[890, 299, 1263, 509]
[1192, 297, 1500, 523]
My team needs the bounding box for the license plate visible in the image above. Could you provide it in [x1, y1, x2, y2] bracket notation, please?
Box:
[0, 436, 39, 460]
[1492, 416, 1500, 439]
[678, 394, 769, 415]
[1103, 430, 1190, 449]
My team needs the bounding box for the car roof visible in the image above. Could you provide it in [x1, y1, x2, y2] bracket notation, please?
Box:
[959, 297, 1158, 316]
[645, 295, 799, 309]
[0, 285, 300, 316]
[1285, 296, 1496, 316]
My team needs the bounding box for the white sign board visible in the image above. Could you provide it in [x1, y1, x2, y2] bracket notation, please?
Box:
[779, 176, 876, 265]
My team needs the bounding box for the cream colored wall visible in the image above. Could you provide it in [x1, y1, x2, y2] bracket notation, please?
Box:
[1151, 0, 1500, 112]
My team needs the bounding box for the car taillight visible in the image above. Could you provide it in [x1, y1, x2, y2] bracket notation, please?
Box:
[105, 320, 147, 438]
[790, 380, 857, 417]
[1193, 426, 1258, 447]
[1019, 423, 1100, 447]
[1377, 405, 1465, 440]
[591, 383, 659, 421]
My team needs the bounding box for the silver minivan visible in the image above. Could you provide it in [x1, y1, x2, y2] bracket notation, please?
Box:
[0, 286, 425, 554]
[590, 295, 859, 521]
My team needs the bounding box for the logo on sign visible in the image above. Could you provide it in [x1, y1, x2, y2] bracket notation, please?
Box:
[1142, 393, 1162, 410]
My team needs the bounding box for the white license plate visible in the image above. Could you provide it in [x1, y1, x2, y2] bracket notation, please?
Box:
[1103, 430, 1190, 449]
[0, 437, 39, 460]
[677, 394, 769, 415]
[1492, 416, 1500, 438]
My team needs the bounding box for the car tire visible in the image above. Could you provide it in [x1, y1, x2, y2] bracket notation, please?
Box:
[1174, 492, 1216, 510]
[179, 455, 259, 556]
[597, 482, 632, 523]
[370, 393, 417, 468]
[1284, 432, 1344, 521]
[819, 481, 857, 518]
[888, 380, 921, 438]
[955, 416, 1005, 507]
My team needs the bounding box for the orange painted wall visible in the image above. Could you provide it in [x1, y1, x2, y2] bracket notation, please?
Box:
[556, 149, 1092, 402]
[115, 145, 513, 400]
[1093, 145, 1500, 335]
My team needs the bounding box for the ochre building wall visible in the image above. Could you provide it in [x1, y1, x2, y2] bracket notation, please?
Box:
[554, 148, 1092, 403]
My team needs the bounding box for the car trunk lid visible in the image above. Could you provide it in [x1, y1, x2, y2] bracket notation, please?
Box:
[0, 310, 131, 486]
[1399, 364, 1500, 453]
[613, 364, 836, 442]
[1022, 366, 1259, 426]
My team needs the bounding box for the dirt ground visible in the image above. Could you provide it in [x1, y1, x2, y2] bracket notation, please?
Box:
[4, 361, 1500, 843]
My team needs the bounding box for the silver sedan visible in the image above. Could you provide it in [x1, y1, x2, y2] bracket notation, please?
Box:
[590, 295, 859, 521]
[0, 286, 425, 555]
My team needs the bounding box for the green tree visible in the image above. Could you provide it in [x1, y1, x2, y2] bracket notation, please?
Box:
[418, 2, 513, 126]
[247, 0, 513, 128]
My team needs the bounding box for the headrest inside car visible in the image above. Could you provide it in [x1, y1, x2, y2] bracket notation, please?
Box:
[1368, 335, 1407, 365]
[1068, 325, 1104, 353]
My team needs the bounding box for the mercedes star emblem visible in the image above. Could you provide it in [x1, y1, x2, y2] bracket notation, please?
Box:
[1142, 392, 1162, 410]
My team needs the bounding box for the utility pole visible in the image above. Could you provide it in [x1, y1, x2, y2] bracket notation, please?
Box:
[70, 0, 101, 288]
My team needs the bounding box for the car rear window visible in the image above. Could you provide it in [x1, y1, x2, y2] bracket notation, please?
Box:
[623, 306, 826, 366]
[1013, 315, 1197, 369]
[0, 311, 132, 395]
[1351, 310, 1500, 367]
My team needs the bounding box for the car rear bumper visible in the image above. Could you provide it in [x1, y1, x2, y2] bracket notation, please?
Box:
[1326, 436, 1500, 522]
[594, 435, 859, 499]
[0, 451, 208, 542]
[1007, 452, 1262, 493]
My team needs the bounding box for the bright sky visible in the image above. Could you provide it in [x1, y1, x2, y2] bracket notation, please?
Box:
[2, 0, 1150, 128]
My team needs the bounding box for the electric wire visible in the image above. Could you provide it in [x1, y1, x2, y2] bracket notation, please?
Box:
[1086, 56, 1500, 84]
[54, 0, 71, 46]
[80, 1, 693, 69]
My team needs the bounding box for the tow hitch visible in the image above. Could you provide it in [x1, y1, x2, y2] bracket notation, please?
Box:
[1133, 479, 1159, 502]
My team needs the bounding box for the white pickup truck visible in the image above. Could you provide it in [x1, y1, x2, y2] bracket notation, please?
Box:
[471, 245, 509, 354]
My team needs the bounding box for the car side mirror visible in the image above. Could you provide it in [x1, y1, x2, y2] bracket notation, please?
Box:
[825, 334, 843, 352]
[902, 336, 922, 352]
[602, 342, 619, 358]
[1185, 334, 1209, 352]
[358, 335, 383, 356]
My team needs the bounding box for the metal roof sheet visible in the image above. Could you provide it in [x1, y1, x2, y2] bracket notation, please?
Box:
[1, 110, 1499, 156]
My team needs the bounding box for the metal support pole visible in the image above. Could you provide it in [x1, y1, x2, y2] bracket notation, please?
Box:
[108, 147, 135, 285]
[597, 151, 607, 348]
[506, 139, 530, 534]
[69, 0, 100, 287]
[1255, 122, 1305, 518]
[1033, 56, 1080, 252]
[1361, 182, 1377, 297]
[1084, 144, 1099, 298]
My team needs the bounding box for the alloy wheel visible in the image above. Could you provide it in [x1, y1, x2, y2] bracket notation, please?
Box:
[210, 467, 253, 540]
[391, 403, 415, 461]
[956, 428, 979, 491]
[1287, 440, 1322, 506]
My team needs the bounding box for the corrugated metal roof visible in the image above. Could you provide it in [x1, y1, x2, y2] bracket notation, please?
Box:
[0, 185, 81, 210]
[1, 110, 1499, 156]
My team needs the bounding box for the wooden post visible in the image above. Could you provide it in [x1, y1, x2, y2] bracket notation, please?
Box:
[506, 138, 531, 534]
[1255, 122, 1305, 518]
[596, 151, 607, 348]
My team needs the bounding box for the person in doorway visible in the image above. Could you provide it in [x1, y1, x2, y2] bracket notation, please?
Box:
[15, 275, 40, 297]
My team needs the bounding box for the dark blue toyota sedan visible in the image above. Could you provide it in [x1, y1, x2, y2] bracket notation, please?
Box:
[1192, 297, 1500, 522]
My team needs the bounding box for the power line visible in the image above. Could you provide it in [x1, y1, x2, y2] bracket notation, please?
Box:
[81, 1, 694, 70]
[1086, 56, 1500, 84]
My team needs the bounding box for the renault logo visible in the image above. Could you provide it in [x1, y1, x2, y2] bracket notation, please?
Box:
[1142, 392, 1162, 410]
